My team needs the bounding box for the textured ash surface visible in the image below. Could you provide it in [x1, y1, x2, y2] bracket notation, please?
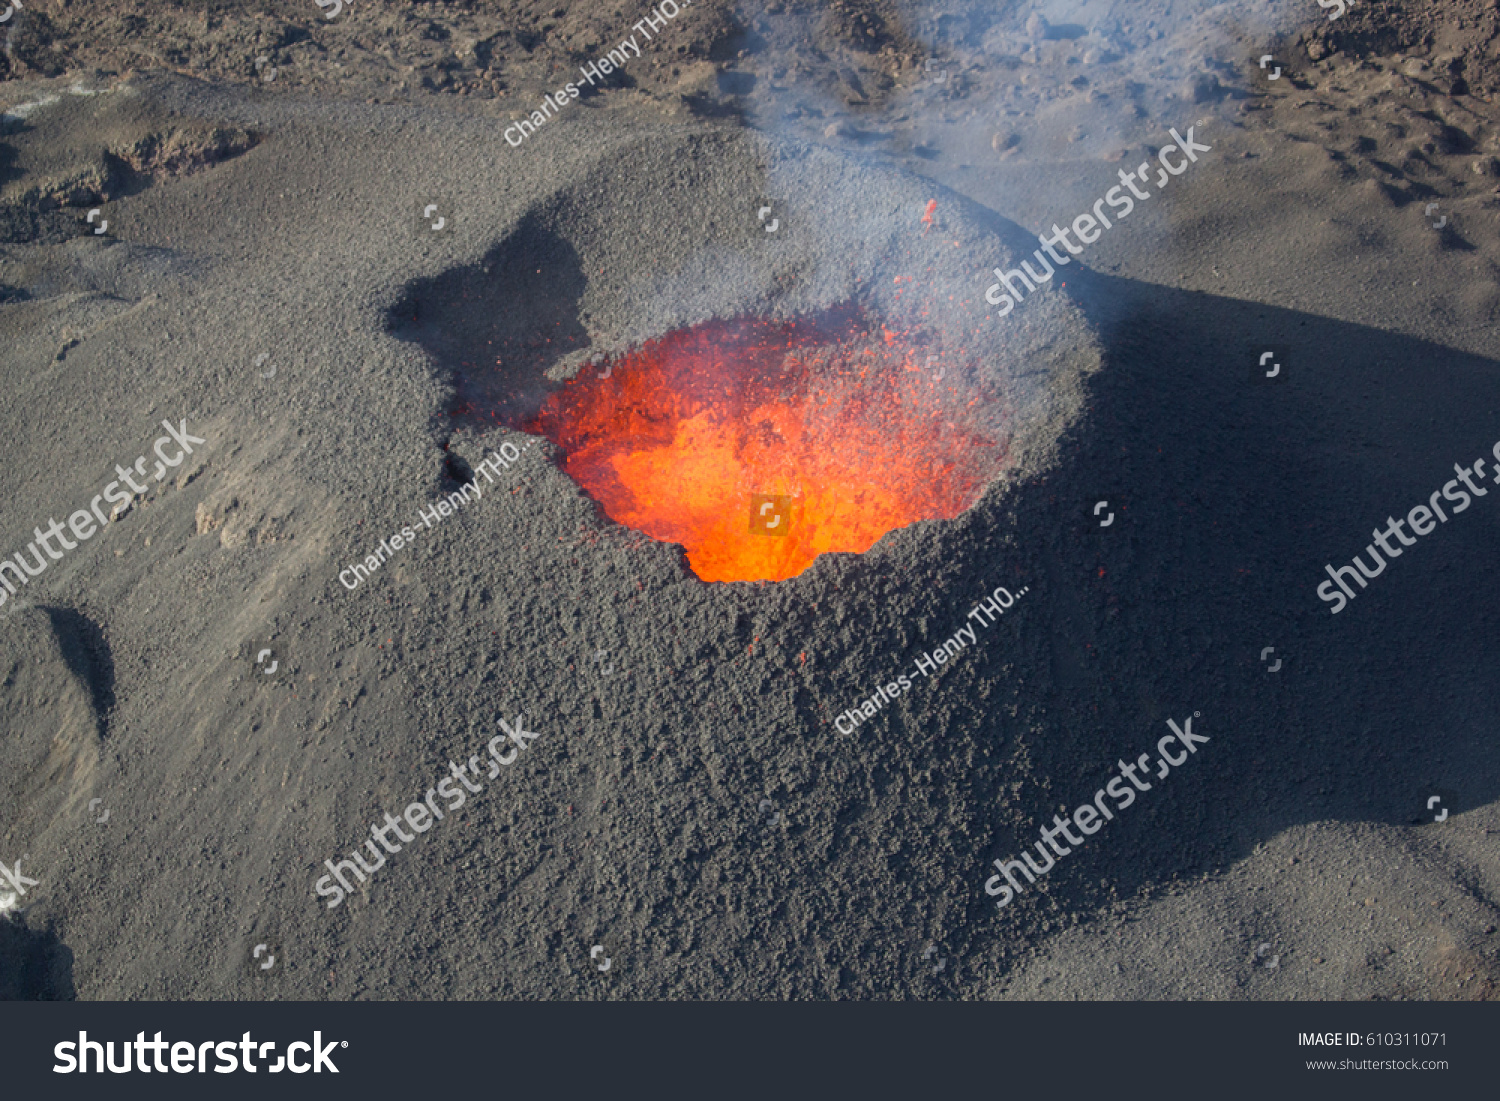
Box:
[1, 0, 1498, 1002]
[0, 74, 1107, 999]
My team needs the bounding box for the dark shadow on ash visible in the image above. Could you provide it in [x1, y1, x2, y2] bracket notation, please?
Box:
[386, 211, 589, 430]
[941, 219, 1500, 945]
[0, 918, 76, 1000]
[40, 606, 113, 739]
[0, 140, 21, 190]
[443, 450, 475, 486]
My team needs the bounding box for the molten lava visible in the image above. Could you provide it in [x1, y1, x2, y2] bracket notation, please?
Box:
[523, 308, 1005, 583]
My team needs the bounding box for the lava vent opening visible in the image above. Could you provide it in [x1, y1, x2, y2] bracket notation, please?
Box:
[523, 304, 1009, 583]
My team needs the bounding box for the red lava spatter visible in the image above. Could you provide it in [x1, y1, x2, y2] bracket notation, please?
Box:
[524, 306, 1006, 582]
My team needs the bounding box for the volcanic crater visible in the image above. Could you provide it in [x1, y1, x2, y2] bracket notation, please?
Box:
[388, 132, 1103, 585]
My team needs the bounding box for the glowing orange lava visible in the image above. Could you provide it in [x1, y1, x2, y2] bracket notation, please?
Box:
[523, 308, 1005, 582]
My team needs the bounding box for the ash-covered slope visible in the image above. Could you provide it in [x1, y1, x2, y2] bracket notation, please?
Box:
[0, 62, 1496, 1002]
[0, 73, 1104, 999]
